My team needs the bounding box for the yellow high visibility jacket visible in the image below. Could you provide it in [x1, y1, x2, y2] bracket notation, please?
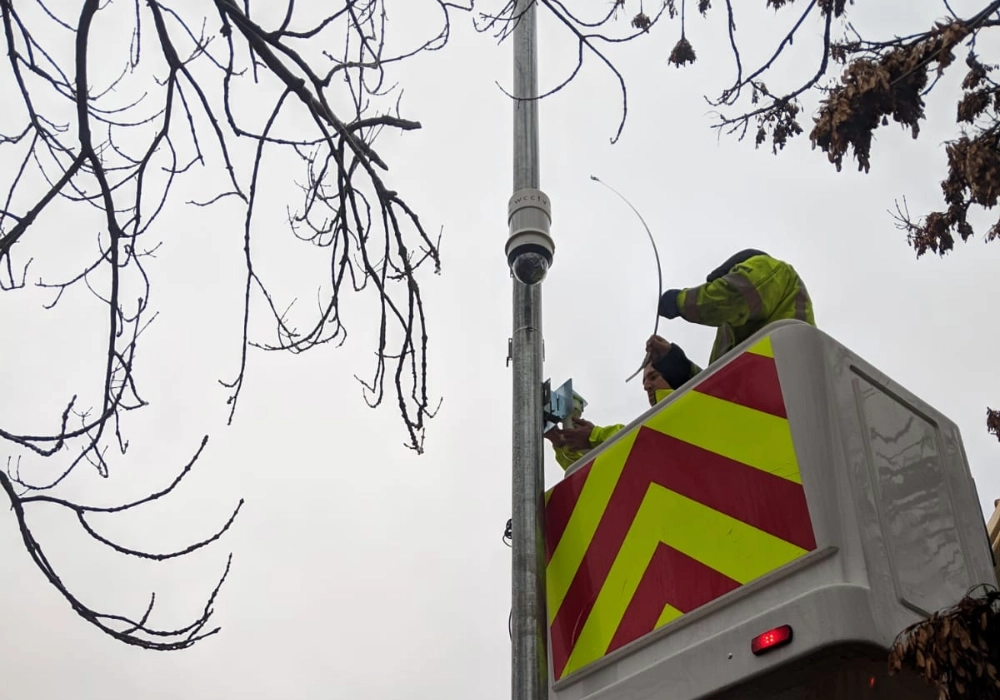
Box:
[552, 390, 674, 471]
[658, 250, 815, 381]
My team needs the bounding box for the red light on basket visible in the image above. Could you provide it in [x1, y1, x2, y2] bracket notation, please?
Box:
[750, 625, 793, 655]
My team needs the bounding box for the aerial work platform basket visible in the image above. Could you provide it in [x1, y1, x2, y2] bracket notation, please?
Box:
[543, 320, 996, 700]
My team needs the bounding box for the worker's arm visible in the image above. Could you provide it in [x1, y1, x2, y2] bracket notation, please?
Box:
[659, 263, 772, 328]
[553, 444, 589, 471]
[589, 423, 625, 445]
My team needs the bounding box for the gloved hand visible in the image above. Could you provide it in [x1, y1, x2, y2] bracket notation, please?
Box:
[658, 289, 682, 319]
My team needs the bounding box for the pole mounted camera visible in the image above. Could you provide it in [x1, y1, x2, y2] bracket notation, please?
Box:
[507, 188, 553, 285]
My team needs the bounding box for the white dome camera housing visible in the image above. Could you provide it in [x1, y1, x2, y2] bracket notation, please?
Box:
[507, 188, 554, 286]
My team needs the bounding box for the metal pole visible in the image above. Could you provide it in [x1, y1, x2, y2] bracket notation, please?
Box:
[510, 1, 548, 700]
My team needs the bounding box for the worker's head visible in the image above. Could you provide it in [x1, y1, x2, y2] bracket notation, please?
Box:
[706, 248, 768, 282]
[642, 363, 672, 407]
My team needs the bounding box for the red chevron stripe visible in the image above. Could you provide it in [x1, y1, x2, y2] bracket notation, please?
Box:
[626, 429, 816, 551]
[546, 461, 593, 561]
[694, 351, 787, 419]
[549, 427, 815, 678]
[607, 543, 741, 654]
[547, 350, 784, 560]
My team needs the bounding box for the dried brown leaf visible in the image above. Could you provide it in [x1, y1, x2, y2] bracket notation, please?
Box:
[988, 409, 1000, 441]
[668, 36, 696, 67]
[631, 12, 652, 31]
[957, 89, 993, 124]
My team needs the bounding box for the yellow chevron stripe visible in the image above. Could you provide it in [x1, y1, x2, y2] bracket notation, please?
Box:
[748, 336, 775, 358]
[656, 603, 683, 628]
[562, 485, 808, 676]
[644, 391, 800, 484]
[546, 428, 640, 624]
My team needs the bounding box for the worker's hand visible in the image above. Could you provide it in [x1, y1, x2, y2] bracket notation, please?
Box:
[544, 426, 567, 449]
[558, 418, 595, 452]
[646, 335, 673, 364]
[545, 418, 596, 452]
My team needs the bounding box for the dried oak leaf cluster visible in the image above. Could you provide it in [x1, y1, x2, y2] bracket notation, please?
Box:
[632, 12, 653, 31]
[888, 586, 1000, 699]
[989, 408, 1000, 441]
[767, 0, 850, 15]
[669, 37, 696, 67]
[904, 52, 1000, 257]
[754, 93, 804, 153]
[811, 22, 971, 174]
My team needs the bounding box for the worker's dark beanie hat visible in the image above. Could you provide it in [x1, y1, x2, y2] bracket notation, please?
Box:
[706, 249, 768, 283]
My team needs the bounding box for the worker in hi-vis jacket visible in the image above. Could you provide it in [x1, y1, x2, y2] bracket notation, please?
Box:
[544, 249, 815, 471]
[652, 248, 815, 390]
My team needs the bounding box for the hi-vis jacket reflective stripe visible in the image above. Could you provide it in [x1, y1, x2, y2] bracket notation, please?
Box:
[661, 251, 815, 367]
[552, 389, 674, 470]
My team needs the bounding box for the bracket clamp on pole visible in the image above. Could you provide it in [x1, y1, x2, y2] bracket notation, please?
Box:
[542, 379, 587, 432]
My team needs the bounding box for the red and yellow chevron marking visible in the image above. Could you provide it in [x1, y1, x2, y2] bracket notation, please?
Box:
[544, 336, 816, 681]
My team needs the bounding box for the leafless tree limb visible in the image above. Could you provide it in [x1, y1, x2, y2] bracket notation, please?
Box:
[0, 0, 661, 646]
[0, 436, 237, 650]
[476, 0, 668, 143]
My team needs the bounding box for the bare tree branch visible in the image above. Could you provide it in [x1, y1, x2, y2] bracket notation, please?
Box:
[1, 436, 237, 649]
[0, 0, 660, 646]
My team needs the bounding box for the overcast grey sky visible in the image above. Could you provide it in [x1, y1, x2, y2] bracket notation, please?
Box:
[2, 1, 998, 699]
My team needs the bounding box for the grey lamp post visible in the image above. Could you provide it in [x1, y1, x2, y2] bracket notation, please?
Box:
[506, 1, 553, 700]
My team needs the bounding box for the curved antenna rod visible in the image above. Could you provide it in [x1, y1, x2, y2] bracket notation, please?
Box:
[589, 175, 662, 383]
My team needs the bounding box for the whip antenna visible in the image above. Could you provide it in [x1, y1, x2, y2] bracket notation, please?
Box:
[590, 175, 662, 383]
